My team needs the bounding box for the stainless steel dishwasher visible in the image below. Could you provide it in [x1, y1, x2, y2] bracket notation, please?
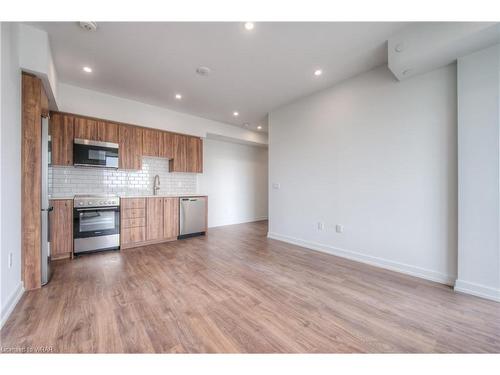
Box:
[179, 196, 207, 239]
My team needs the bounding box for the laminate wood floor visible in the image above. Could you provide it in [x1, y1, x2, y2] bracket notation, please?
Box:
[2, 221, 500, 353]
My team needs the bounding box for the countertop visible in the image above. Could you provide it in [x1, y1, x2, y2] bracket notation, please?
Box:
[49, 194, 207, 200]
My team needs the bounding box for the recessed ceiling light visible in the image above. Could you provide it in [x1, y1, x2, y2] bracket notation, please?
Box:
[257, 125, 262, 130]
[244, 22, 255, 31]
[83, 66, 92, 73]
[314, 69, 323, 77]
[233, 111, 239, 117]
[175, 94, 182, 100]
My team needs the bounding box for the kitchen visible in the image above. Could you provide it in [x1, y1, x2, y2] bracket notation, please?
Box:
[3, 20, 500, 359]
[46, 109, 208, 270]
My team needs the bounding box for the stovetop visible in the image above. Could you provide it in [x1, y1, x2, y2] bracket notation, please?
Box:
[74, 194, 120, 208]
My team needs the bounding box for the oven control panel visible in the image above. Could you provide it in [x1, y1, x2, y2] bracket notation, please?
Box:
[74, 195, 120, 208]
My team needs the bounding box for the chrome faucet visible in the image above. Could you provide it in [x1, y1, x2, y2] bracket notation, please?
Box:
[153, 175, 160, 195]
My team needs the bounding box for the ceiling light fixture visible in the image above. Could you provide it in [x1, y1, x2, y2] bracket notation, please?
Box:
[314, 69, 323, 77]
[233, 111, 239, 117]
[83, 66, 92, 73]
[257, 125, 262, 130]
[175, 94, 182, 100]
[244, 22, 255, 31]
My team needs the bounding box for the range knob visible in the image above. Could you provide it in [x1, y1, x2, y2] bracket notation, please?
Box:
[99, 201, 104, 205]
[88, 201, 93, 205]
[79, 202, 84, 206]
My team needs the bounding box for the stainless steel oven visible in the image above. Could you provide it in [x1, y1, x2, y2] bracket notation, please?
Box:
[73, 138, 119, 168]
[74, 195, 120, 254]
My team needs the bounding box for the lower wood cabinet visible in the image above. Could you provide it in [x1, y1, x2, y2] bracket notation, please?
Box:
[121, 197, 181, 249]
[146, 197, 163, 241]
[163, 198, 179, 239]
[49, 199, 73, 259]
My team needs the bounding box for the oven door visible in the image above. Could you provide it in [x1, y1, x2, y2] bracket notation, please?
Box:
[73, 139, 119, 168]
[74, 207, 120, 253]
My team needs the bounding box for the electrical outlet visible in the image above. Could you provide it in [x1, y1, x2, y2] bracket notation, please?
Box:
[317, 222, 325, 231]
[272, 183, 281, 190]
[8, 252, 13, 268]
[336, 224, 344, 233]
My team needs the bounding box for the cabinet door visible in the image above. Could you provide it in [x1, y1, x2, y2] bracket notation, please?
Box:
[142, 128, 160, 157]
[119, 125, 142, 170]
[146, 197, 163, 241]
[163, 198, 179, 239]
[97, 121, 119, 143]
[50, 200, 73, 256]
[50, 112, 74, 166]
[169, 134, 187, 172]
[186, 137, 203, 173]
[74, 117, 98, 140]
[159, 131, 174, 159]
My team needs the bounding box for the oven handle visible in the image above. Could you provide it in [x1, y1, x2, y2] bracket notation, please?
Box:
[76, 207, 119, 212]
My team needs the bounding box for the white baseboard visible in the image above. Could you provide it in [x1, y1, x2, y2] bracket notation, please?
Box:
[267, 232, 456, 286]
[454, 279, 500, 302]
[0, 282, 24, 329]
[209, 216, 268, 229]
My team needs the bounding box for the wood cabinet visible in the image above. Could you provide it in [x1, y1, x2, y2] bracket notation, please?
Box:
[160, 132, 174, 159]
[97, 121, 119, 143]
[187, 137, 203, 173]
[22, 73, 44, 290]
[49, 200, 73, 258]
[121, 197, 183, 249]
[121, 198, 146, 248]
[119, 125, 142, 170]
[142, 129, 161, 157]
[169, 134, 187, 172]
[48, 111, 204, 172]
[74, 117, 98, 140]
[163, 198, 179, 239]
[146, 197, 163, 241]
[50, 112, 74, 166]
[169, 135, 203, 173]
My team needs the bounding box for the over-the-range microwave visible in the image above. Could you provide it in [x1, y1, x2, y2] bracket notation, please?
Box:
[73, 138, 119, 168]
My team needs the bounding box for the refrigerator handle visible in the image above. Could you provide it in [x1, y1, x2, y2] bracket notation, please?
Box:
[43, 206, 53, 242]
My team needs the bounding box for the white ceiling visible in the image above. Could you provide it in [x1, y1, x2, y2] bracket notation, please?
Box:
[29, 22, 408, 132]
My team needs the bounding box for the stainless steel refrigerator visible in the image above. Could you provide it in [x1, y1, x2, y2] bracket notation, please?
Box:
[41, 116, 52, 285]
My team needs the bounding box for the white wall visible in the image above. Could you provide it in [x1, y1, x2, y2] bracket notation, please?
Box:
[198, 138, 268, 227]
[455, 44, 500, 301]
[268, 64, 457, 285]
[0, 22, 23, 327]
[58, 83, 267, 146]
[18, 24, 59, 109]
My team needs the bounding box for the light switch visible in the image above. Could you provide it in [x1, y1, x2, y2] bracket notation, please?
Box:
[272, 183, 281, 190]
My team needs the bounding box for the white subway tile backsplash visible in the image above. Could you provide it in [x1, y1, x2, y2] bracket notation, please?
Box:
[49, 157, 197, 197]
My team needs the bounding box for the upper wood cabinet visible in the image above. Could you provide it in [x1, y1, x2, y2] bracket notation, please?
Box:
[50, 112, 74, 166]
[146, 197, 163, 241]
[119, 125, 142, 170]
[159, 131, 174, 159]
[48, 111, 203, 173]
[170, 135, 203, 173]
[169, 134, 187, 172]
[142, 128, 161, 157]
[74, 117, 98, 140]
[97, 121, 119, 143]
[187, 137, 203, 173]
[49, 199, 73, 257]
